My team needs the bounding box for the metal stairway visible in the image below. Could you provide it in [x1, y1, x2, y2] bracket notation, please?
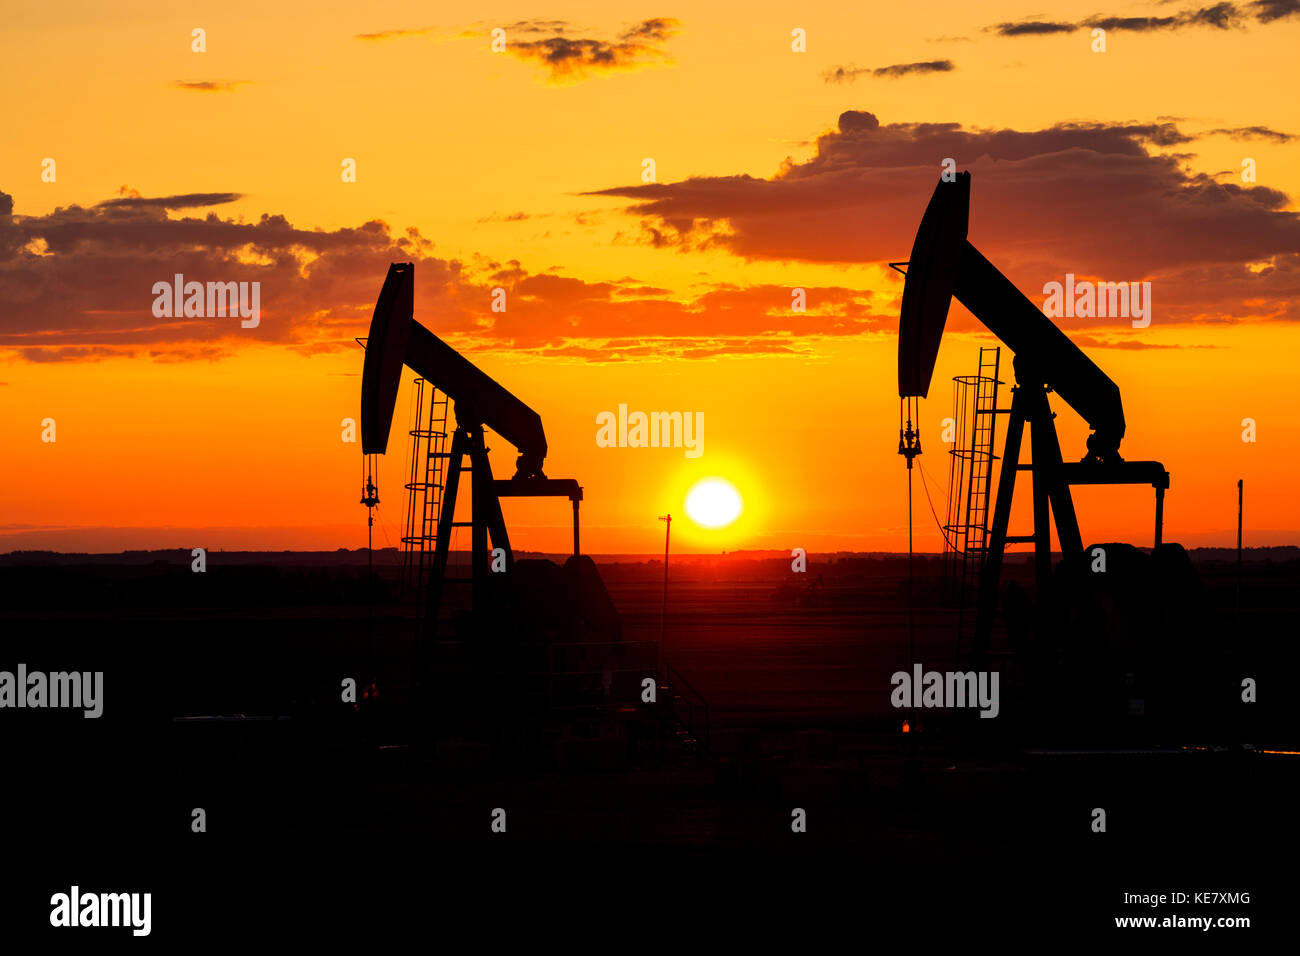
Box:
[944, 347, 1002, 660]
[659, 661, 710, 755]
[960, 347, 1002, 596]
[402, 379, 451, 619]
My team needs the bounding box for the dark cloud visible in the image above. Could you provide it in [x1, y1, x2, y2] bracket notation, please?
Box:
[0, 188, 884, 362]
[583, 110, 1300, 329]
[1084, 14, 1181, 30]
[96, 193, 242, 210]
[990, 21, 1078, 35]
[620, 18, 678, 42]
[993, 0, 1295, 35]
[825, 60, 955, 83]
[1203, 125, 1294, 142]
[501, 18, 681, 82]
[1251, 0, 1300, 21]
[1182, 2, 1245, 27]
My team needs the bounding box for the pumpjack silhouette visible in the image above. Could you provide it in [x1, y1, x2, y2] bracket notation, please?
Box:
[896, 172, 1209, 740]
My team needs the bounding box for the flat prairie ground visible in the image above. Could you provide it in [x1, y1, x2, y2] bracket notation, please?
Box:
[1, 553, 1294, 937]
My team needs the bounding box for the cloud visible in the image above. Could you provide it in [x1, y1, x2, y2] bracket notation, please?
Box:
[1202, 125, 1294, 142]
[824, 60, 955, 83]
[499, 18, 681, 83]
[169, 81, 248, 93]
[97, 193, 243, 210]
[0, 188, 886, 362]
[352, 18, 684, 83]
[354, 27, 435, 41]
[583, 110, 1300, 329]
[502, 19, 573, 35]
[0, 190, 454, 360]
[1069, 334, 1219, 350]
[1083, 14, 1191, 31]
[619, 17, 679, 42]
[1180, 2, 1245, 26]
[990, 20, 1078, 35]
[475, 211, 533, 223]
[1251, 0, 1300, 20]
[991, 0, 1298, 36]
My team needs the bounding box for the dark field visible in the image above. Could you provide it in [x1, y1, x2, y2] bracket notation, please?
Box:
[2, 548, 1295, 938]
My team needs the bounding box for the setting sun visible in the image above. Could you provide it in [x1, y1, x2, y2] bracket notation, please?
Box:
[685, 478, 743, 529]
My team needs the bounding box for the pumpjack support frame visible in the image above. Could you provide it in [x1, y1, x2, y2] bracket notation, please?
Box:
[428, 423, 582, 633]
[972, 369, 1169, 663]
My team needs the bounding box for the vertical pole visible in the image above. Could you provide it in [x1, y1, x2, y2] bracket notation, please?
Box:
[1031, 448, 1052, 593]
[470, 430, 489, 621]
[897, 397, 922, 731]
[1028, 388, 1082, 560]
[907, 464, 915, 732]
[659, 514, 672, 676]
[361, 454, 380, 600]
[573, 498, 580, 558]
[1236, 479, 1243, 627]
[1154, 487, 1165, 548]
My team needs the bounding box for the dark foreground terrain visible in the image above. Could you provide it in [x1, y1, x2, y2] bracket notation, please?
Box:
[1, 548, 1295, 940]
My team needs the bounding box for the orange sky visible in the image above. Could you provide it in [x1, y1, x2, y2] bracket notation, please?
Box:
[3, 2, 1299, 553]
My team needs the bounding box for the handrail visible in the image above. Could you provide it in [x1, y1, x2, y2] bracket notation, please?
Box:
[544, 641, 659, 711]
[665, 660, 703, 700]
[664, 660, 710, 750]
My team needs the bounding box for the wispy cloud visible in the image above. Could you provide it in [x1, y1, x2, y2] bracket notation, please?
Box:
[169, 81, 249, 93]
[498, 18, 682, 83]
[354, 26, 436, 42]
[990, 20, 1077, 35]
[97, 192, 243, 210]
[824, 60, 955, 83]
[1202, 125, 1294, 142]
[990, 0, 1298, 36]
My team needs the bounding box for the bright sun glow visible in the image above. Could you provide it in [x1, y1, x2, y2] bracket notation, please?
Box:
[685, 477, 743, 529]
